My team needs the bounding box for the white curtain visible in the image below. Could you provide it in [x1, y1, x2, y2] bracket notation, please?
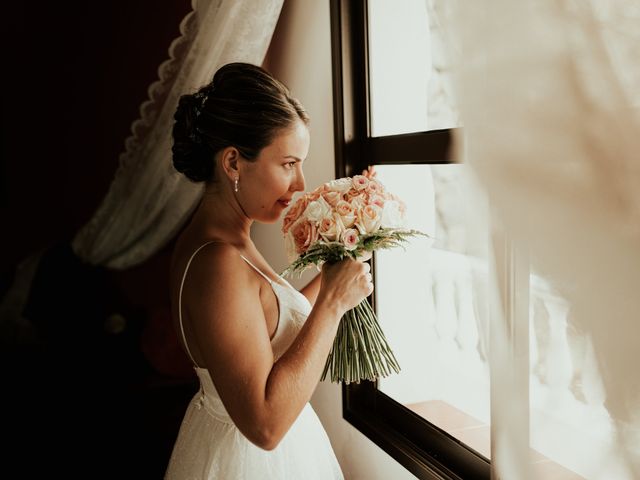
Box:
[446, 0, 640, 478]
[72, 0, 284, 270]
[0, 0, 283, 343]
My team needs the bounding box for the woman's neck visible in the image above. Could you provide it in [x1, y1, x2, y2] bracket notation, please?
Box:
[190, 187, 253, 246]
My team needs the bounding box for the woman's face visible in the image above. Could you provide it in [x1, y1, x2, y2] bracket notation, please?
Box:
[239, 119, 310, 224]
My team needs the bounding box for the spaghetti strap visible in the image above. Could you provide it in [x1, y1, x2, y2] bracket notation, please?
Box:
[178, 241, 217, 367]
[178, 243, 276, 368]
[239, 255, 273, 284]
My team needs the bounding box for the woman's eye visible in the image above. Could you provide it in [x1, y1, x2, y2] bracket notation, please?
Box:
[286, 162, 297, 168]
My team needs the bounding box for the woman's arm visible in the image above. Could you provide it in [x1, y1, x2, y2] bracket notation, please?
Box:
[184, 243, 371, 450]
[299, 272, 321, 306]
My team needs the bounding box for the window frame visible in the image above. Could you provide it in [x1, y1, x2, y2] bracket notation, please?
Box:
[330, 1, 491, 479]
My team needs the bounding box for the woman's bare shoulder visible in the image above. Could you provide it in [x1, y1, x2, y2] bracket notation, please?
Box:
[182, 241, 253, 286]
[178, 241, 264, 334]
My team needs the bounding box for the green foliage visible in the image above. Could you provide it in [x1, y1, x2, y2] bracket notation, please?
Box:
[282, 227, 427, 384]
[282, 228, 427, 277]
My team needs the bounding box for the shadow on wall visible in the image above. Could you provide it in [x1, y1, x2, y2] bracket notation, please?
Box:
[1, 242, 197, 477]
[1, 2, 196, 476]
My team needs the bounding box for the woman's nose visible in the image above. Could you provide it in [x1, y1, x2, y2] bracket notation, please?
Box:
[292, 168, 305, 192]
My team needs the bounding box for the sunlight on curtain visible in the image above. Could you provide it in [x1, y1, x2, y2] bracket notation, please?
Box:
[370, 0, 640, 476]
[72, 0, 284, 269]
[447, 0, 640, 478]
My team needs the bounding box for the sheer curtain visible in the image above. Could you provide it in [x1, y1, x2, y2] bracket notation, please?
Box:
[72, 0, 284, 270]
[446, 0, 640, 478]
[0, 0, 283, 344]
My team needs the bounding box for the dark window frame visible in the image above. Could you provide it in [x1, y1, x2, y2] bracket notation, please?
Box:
[330, 1, 490, 479]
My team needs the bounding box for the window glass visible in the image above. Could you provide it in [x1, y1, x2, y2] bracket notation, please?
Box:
[374, 164, 491, 459]
[368, 0, 460, 136]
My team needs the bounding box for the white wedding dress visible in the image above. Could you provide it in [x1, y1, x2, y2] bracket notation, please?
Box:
[165, 243, 344, 479]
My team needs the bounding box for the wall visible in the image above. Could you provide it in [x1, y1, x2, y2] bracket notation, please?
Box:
[0, 1, 191, 280]
[1, 3, 195, 477]
[260, 1, 417, 478]
[0, 0, 195, 389]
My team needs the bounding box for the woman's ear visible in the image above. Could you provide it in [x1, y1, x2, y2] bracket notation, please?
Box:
[220, 146, 241, 181]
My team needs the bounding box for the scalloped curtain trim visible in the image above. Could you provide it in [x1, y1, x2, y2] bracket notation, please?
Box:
[72, 0, 284, 269]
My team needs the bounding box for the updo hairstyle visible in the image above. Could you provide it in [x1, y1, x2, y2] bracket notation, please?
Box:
[172, 62, 309, 183]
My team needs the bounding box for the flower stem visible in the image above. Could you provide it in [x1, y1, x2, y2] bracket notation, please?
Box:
[321, 299, 400, 384]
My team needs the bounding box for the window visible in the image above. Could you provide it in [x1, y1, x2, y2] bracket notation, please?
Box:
[331, 1, 625, 479]
[330, 1, 488, 478]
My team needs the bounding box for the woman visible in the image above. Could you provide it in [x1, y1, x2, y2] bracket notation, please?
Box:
[164, 62, 373, 479]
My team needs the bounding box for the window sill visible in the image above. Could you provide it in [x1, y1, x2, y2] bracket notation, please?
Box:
[405, 400, 586, 479]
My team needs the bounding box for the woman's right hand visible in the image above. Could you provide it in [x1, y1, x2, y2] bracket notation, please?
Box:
[317, 256, 373, 316]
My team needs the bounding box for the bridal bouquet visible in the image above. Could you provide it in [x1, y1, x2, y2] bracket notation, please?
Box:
[281, 168, 426, 384]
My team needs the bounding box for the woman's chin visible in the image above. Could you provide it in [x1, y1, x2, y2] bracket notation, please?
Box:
[255, 211, 282, 224]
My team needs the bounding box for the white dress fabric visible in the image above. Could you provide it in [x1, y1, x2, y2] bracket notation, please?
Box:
[165, 243, 344, 479]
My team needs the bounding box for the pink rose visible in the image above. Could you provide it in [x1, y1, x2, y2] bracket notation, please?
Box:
[365, 180, 383, 196]
[312, 184, 327, 195]
[346, 188, 363, 200]
[307, 190, 322, 202]
[291, 219, 319, 254]
[282, 196, 309, 234]
[341, 228, 360, 251]
[352, 175, 370, 190]
[322, 190, 341, 208]
[336, 200, 356, 228]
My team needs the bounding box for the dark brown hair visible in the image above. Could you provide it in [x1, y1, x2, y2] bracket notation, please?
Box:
[172, 62, 310, 183]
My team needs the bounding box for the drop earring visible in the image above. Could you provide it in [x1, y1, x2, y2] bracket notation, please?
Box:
[234, 176, 239, 193]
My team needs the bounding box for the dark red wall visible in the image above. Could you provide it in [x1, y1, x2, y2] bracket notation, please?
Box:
[1, 0, 196, 371]
[1, 1, 191, 277]
[1, 4, 196, 475]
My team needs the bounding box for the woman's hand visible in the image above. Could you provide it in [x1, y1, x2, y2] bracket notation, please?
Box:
[317, 255, 373, 316]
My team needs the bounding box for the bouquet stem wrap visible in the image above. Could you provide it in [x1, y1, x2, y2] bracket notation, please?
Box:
[322, 298, 400, 384]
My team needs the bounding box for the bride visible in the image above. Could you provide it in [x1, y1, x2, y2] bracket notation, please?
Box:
[164, 62, 373, 479]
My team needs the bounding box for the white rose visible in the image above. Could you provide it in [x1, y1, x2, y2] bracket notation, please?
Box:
[318, 213, 345, 242]
[335, 200, 356, 228]
[356, 204, 382, 234]
[327, 178, 352, 193]
[380, 200, 405, 228]
[303, 196, 332, 224]
[349, 196, 366, 210]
